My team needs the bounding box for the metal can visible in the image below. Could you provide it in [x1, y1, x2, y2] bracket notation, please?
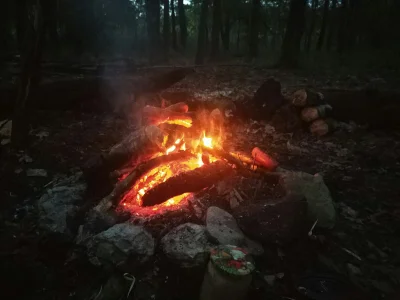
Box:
[199, 245, 255, 300]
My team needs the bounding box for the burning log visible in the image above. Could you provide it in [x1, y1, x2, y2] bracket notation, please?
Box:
[142, 105, 192, 127]
[95, 151, 195, 213]
[83, 125, 168, 185]
[251, 147, 279, 171]
[141, 161, 234, 207]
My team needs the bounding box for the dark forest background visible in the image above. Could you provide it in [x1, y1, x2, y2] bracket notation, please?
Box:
[1, 0, 399, 69]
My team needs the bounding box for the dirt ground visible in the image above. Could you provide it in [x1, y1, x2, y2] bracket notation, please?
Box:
[1, 66, 400, 299]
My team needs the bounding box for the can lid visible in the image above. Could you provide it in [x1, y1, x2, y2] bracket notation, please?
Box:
[210, 245, 255, 276]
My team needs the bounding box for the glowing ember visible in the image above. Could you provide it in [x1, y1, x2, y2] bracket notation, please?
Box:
[119, 127, 221, 214]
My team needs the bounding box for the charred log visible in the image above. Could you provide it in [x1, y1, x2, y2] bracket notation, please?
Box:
[95, 151, 195, 213]
[142, 160, 233, 206]
[83, 125, 167, 186]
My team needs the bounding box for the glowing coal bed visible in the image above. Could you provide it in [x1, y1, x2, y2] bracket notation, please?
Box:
[117, 134, 219, 216]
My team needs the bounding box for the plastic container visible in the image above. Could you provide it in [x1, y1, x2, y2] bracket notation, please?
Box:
[199, 245, 255, 300]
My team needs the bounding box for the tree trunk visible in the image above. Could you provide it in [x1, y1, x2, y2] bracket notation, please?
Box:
[171, 0, 178, 50]
[249, 0, 261, 58]
[280, 0, 307, 67]
[326, 0, 338, 50]
[236, 20, 240, 51]
[317, 0, 330, 50]
[195, 0, 209, 65]
[305, 0, 318, 52]
[220, 12, 230, 51]
[177, 0, 187, 49]
[163, 0, 170, 59]
[16, 0, 28, 53]
[42, 0, 59, 52]
[337, 0, 348, 53]
[210, 0, 222, 59]
[145, 0, 161, 63]
[12, 0, 44, 148]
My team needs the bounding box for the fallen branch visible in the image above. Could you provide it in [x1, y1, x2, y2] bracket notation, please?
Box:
[94, 151, 195, 213]
[142, 160, 234, 207]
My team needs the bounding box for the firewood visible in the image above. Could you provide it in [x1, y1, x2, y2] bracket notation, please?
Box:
[165, 102, 189, 113]
[141, 161, 234, 207]
[292, 89, 325, 107]
[300, 104, 332, 122]
[142, 105, 192, 127]
[95, 151, 195, 212]
[83, 125, 168, 185]
[201, 146, 247, 170]
[309, 118, 336, 136]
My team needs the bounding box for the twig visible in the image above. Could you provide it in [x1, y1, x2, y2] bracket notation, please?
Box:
[308, 219, 319, 237]
[233, 188, 245, 203]
[341, 247, 362, 261]
[124, 273, 136, 298]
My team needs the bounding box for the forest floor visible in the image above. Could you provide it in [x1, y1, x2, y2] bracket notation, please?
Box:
[1, 65, 400, 300]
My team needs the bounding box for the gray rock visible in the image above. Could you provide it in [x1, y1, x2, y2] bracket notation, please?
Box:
[206, 206, 245, 245]
[233, 197, 308, 245]
[37, 173, 86, 236]
[206, 206, 264, 255]
[88, 223, 154, 269]
[161, 223, 210, 268]
[279, 170, 335, 229]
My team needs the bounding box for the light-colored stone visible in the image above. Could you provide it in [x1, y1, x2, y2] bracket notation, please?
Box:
[206, 206, 245, 245]
[38, 173, 86, 235]
[279, 170, 335, 229]
[89, 223, 155, 269]
[161, 223, 210, 268]
[206, 206, 264, 256]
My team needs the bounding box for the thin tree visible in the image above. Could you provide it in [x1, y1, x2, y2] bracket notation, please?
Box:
[279, 0, 307, 67]
[220, 3, 231, 51]
[195, 0, 210, 64]
[177, 0, 187, 49]
[249, 0, 261, 58]
[171, 0, 178, 50]
[317, 0, 330, 50]
[12, 0, 44, 148]
[305, 0, 318, 52]
[145, 0, 161, 63]
[326, 0, 338, 50]
[210, 0, 222, 59]
[163, 0, 170, 58]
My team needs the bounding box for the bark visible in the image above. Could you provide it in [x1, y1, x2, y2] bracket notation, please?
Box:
[171, 0, 178, 50]
[12, 0, 44, 148]
[177, 0, 187, 49]
[142, 160, 233, 206]
[317, 0, 330, 50]
[145, 0, 161, 63]
[195, 0, 210, 65]
[249, 0, 261, 58]
[163, 0, 170, 58]
[305, 0, 318, 52]
[210, 0, 222, 59]
[279, 0, 307, 67]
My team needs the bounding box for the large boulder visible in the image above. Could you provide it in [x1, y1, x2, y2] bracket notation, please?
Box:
[206, 206, 264, 255]
[233, 197, 308, 245]
[161, 223, 210, 268]
[279, 170, 336, 228]
[37, 173, 86, 236]
[88, 223, 155, 270]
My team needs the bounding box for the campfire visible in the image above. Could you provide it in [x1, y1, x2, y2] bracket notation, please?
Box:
[83, 100, 278, 222]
